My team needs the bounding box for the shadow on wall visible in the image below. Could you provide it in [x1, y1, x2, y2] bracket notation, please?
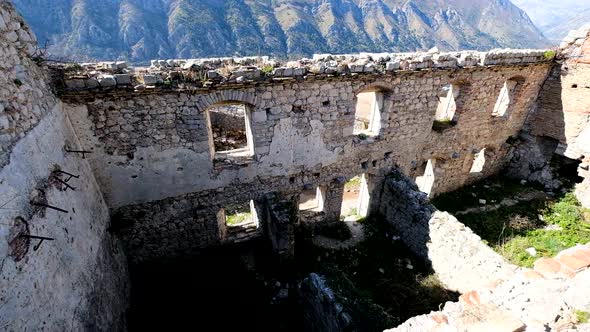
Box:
[511, 60, 587, 192]
[372, 169, 517, 293]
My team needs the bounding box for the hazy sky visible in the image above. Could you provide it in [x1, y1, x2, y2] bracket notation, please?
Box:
[511, 0, 590, 30]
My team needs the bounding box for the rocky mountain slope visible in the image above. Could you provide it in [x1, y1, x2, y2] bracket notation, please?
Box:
[13, 0, 549, 62]
[543, 9, 590, 43]
[511, 0, 590, 42]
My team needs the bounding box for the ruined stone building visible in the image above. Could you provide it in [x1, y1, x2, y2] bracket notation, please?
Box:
[1, 0, 590, 330]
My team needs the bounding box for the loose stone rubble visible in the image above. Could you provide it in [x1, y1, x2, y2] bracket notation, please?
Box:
[388, 243, 590, 332]
[56, 48, 551, 91]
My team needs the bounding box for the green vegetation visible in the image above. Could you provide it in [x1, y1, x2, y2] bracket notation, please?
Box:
[358, 133, 368, 140]
[298, 217, 458, 331]
[224, 203, 253, 226]
[345, 176, 362, 188]
[13, 79, 22, 87]
[497, 193, 590, 267]
[433, 178, 590, 268]
[226, 211, 252, 226]
[432, 118, 457, 132]
[261, 65, 274, 74]
[576, 310, 590, 324]
[340, 207, 361, 220]
[544, 50, 557, 60]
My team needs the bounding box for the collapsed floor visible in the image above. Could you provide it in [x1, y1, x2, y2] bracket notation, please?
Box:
[126, 217, 459, 332]
[125, 165, 590, 331]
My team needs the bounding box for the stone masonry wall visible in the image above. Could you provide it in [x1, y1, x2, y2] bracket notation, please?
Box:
[0, 1, 54, 168]
[299, 273, 354, 332]
[0, 2, 129, 330]
[377, 171, 517, 293]
[525, 27, 590, 207]
[60, 55, 551, 260]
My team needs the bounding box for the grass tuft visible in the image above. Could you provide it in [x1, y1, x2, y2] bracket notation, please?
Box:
[544, 50, 557, 60]
[576, 310, 590, 324]
[226, 211, 252, 226]
[434, 178, 590, 268]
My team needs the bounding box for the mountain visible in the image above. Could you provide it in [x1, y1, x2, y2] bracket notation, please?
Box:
[511, 0, 590, 42]
[13, 0, 549, 63]
[543, 9, 590, 43]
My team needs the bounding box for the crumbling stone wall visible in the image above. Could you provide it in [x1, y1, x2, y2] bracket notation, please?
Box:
[0, 1, 54, 168]
[0, 2, 128, 330]
[299, 273, 354, 332]
[377, 171, 517, 293]
[523, 27, 590, 207]
[58, 51, 550, 260]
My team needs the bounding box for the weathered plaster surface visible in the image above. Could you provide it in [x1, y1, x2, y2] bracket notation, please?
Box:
[0, 2, 129, 330]
[0, 104, 129, 331]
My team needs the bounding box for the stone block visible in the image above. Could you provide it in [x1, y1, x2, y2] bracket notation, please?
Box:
[293, 68, 306, 76]
[84, 78, 99, 89]
[65, 79, 85, 89]
[455, 303, 525, 332]
[98, 75, 116, 87]
[0, 12, 6, 31]
[251, 111, 267, 122]
[386, 61, 400, 71]
[114, 74, 131, 85]
[142, 75, 158, 85]
[4, 31, 17, 42]
[207, 70, 220, 79]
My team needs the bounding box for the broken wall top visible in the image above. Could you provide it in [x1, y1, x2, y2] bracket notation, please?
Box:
[53, 48, 554, 94]
[560, 25, 590, 64]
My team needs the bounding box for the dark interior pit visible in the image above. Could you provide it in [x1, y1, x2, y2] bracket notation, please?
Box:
[127, 243, 304, 331]
[295, 217, 459, 331]
[552, 154, 584, 185]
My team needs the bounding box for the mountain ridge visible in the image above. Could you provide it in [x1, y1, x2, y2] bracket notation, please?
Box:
[13, 0, 549, 63]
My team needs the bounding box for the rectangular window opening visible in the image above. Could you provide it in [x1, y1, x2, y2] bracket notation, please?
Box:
[220, 200, 259, 229]
[298, 186, 326, 212]
[415, 159, 436, 197]
[492, 80, 518, 118]
[340, 174, 370, 221]
[207, 103, 255, 160]
[432, 84, 459, 132]
[353, 91, 383, 137]
[434, 84, 459, 121]
[470, 149, 487, 174]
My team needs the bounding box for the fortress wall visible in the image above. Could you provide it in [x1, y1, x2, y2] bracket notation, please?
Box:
[60, 60, 550, 260]
[526, 28, 590, 207]
[377, 171, 517, 293]
[0, 2, 128, 330]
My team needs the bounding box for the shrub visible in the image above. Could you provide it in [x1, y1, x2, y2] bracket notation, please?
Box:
[432, 118, 457, 132]
[544, 50, 557, 60]
[261, 65, 274, 74]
